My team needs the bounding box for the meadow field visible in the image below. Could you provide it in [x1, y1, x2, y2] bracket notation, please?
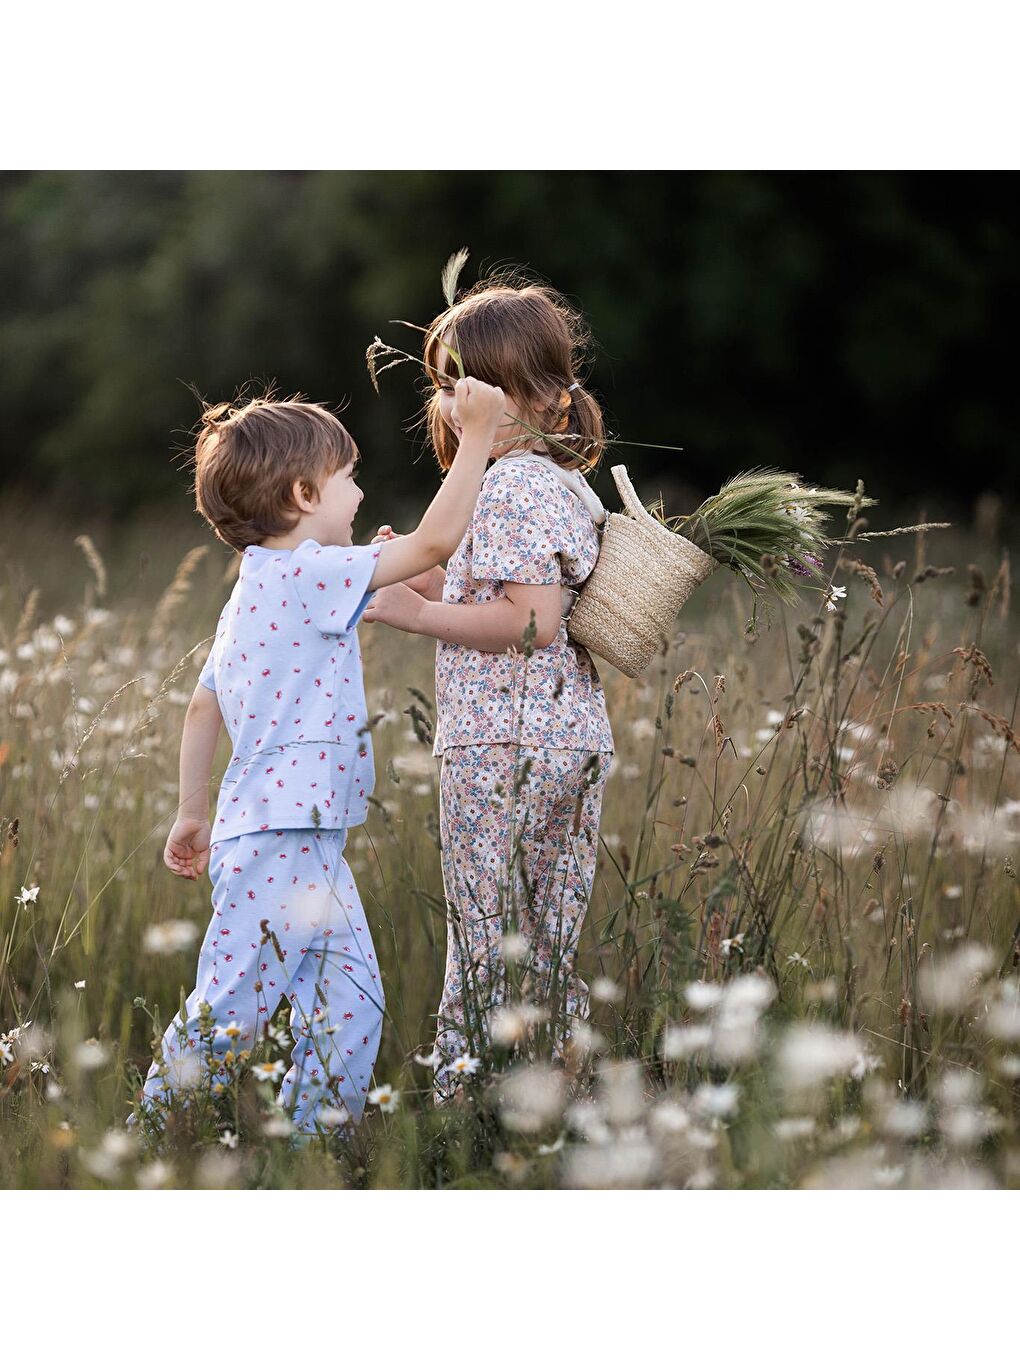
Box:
[1, 497, 1018, 1190]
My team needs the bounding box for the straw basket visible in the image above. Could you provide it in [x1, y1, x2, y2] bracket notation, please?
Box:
[566, 465, 717, 678]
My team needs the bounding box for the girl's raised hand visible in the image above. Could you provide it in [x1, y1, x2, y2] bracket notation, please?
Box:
[451, 377, 504, 439]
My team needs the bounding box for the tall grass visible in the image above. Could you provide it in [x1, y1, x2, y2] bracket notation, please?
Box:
[1, 508, 1018, 1189]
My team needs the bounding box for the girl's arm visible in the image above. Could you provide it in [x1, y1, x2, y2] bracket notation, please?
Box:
[363, 580, 563, 652]
[163, 683, 224, 880]
[418, 567, 446, 602]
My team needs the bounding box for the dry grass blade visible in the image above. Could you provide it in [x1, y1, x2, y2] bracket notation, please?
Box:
[1, 500, 1017, 1189]
[441, 247, 470, 306]
[74, 534, 108, 599]
[13, 587, 40, 647]
[148, 547, 210, 643]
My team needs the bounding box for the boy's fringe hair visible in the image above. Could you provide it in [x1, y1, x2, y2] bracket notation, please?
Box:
[421, 267, 606, 473]
[188, 387, 357, 553]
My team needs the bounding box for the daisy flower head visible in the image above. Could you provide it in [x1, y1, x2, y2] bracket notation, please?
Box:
[72, 1038, 110, 1071]
[446, 1054, 481, 1077]
[143, 920, 201, 955]
[500, 933, 529, 963]
[590, 977, 622, 1004]
[685, 980, 723, 1011]
[251, 1059, 286, 1083]
[693, 1082, 740, 1120]
[136, 1160, 173, 1190]
[367, 1083, 400, 1112]
[262, 1112, 293, 1138]
[317, 1104, 351, 1129]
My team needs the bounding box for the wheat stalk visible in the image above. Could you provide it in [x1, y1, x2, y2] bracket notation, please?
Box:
[148, 547, 210, 642]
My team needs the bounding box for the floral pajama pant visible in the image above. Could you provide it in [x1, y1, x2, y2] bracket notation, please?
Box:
[432, 744, 611, 1102]
[140, 828, 384, 1134]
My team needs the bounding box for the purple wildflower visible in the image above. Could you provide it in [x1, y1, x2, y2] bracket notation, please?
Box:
[785, 552, 823, 578]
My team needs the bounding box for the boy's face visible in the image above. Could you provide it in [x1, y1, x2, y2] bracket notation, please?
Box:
[308, 452, 363, 547]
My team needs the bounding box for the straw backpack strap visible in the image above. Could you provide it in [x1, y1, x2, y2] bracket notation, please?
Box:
[611, 465, 658, 528]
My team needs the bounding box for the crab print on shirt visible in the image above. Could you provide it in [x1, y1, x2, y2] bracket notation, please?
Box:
[199, 537, 380, 838]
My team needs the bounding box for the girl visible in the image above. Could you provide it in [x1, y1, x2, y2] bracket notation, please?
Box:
[363, 274, 614, 1102]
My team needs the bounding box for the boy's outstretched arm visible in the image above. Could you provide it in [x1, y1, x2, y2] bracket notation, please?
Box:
[371, 526, 446, 600]
[368, 377, 503, 591]
[163, 682, 223, 880]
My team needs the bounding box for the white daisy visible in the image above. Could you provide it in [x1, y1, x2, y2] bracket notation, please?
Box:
[72, 1039, 110, 1071]
[446, 1054, 481, 1077]
[500, 933, 529, 963]
[590, 977, 622, 1003]
[317, 1105, 351, 1129]
[685, 980, 723, 1011]
[143, 920, 200, 955]
[262, 1113, 293, 1138]
[251, 1060, 285, 1083]
[367, 1084, 400, 1112]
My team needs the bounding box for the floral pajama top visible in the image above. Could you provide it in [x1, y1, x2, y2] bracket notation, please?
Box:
[432, 452, 614, 757]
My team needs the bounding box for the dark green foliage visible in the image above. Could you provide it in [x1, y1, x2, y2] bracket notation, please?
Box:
[0, 171, 1015, 524]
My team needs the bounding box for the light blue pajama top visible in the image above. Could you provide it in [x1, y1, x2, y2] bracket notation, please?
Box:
[198, 537, 380, 840]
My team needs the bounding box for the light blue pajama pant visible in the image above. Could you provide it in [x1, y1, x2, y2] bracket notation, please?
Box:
[140, 827, 385, 1134]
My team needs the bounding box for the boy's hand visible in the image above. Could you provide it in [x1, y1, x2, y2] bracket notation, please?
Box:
[371, 525, 441, 595]
[361, 582, 428, 634]
[452, 377, 504, 441]
[164, 818, 211, 880]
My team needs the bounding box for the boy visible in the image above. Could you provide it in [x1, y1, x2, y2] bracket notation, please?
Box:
[138, 378, 504, 1137]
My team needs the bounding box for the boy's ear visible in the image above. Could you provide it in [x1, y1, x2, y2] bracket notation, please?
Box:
[292, 477, 318, 512]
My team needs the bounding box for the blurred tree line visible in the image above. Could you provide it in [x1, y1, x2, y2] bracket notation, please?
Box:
[0, 171, 1015, 528]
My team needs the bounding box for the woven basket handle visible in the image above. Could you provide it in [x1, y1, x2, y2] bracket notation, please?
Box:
[611, 464, 658, 528]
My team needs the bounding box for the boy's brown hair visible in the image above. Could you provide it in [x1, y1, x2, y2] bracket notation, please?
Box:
[421, 271, 606, 472]
[191, 394, 357, 552]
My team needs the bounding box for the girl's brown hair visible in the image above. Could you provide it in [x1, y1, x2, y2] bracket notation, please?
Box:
[421, 272, 606, 472]
[192, 394, 356, 552]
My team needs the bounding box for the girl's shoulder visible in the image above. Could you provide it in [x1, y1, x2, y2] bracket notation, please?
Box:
[482, 454, 573, 505]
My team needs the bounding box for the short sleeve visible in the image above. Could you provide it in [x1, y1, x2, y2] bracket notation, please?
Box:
[198, 604, 227, 690]
[471, 463, 562, 585]
[291, 540, 380, 635]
